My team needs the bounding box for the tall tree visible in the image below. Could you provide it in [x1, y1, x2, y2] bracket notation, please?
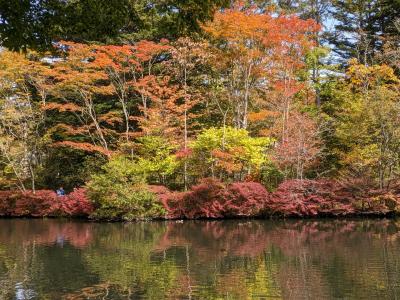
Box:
[169, 37, 209, 189]
[323, 60, 400, 189]
[326, 0, 400, 65]
[0, 0, 230, 51]
[91, 41, 171, 143]
[0, 51, 45, 191]
[46, 42, 116, 155]
[202, 3, 319, 130]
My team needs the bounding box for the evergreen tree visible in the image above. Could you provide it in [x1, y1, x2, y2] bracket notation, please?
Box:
[326, 0, 400, 65]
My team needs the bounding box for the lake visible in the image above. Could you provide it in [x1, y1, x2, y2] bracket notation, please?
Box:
[0, 218, 399, 299]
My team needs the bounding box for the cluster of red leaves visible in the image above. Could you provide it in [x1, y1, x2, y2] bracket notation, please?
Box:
[224, 182, 269, 217]
[153, 179, 400, 219]
[0, 188, 93, 217]
[266, 180, 356, 217]
[165, 178, 227, 219]
[61, 188, 94, 216]
[154, 178, 268, 219]
[268, 180, 400, 217]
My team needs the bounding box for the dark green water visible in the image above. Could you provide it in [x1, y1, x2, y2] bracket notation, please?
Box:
[0, 219, 400, 299]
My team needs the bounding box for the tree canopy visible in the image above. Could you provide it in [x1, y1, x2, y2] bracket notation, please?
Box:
[0, 0, 230, 51]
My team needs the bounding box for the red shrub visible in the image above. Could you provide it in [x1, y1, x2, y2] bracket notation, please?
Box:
[267, 180, 356, 217]
[165, 178, 226, 219]
[60, 188, 94, 216]
[161, 179, 268, 219]
[222, 182, 268, 217]
[0, 190, 58, 217]
[0, 189, 93, 217]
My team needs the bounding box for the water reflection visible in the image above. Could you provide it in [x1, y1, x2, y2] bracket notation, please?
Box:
[0, 219, 400, 299]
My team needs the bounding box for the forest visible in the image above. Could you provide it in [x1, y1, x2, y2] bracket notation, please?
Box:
[1, 0, 400, 220]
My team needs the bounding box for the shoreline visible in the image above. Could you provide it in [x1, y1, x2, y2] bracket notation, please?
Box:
[0, 212, 398, 222]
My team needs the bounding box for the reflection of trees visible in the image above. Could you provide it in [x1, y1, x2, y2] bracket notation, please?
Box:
[153, 221, 284, 299]
[62, 283, 131, 300]
[2, 219, 400, 299]
[79, 222, 180, 299]
[0, 220, 97, 299]
[156, 220, 278, 258]
[154, 219, 400, 299]
[0, 219, 94, 248]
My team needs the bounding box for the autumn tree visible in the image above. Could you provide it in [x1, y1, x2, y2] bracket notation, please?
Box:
[168, 37, 211, 188]
[91, 40, 171, 143]
[272, 111, 322, 180]
[135, 76, 183, 141]
[202, 4, 319, 130]
[41, 40, 188, 188]
[324, 60, 400, 189]
[45, 42, 119, 155]
[0, 51, 45, 191]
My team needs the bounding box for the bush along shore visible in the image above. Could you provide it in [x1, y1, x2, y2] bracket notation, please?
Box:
[1, 179, 400, 221]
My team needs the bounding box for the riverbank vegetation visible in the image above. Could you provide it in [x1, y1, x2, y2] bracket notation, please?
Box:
[1, 1, 400, 220]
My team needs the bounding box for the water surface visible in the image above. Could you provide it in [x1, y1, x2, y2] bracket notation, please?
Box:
[0, 218, 399, 299]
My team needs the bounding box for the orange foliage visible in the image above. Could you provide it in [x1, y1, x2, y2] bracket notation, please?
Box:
[52, 124, 89, 136]
[98, 112, 124, 126]
[52, 141, 111, 156]
[135, 76, 186, 143]
[203, 5, 319, 78]
[202, 4, 319, 129]
[212, 149, 242, 173]
[91, 41, 170, 72]
[42, 102, 83, 112]
[248, 110, 280, 122]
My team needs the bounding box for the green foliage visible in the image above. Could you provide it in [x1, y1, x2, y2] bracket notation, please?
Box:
[133, 136, 178, 185]
[37, 149, 107, 192]
[259, 162, 285, 191]
[190, 127, 272, 180]
[123, 0, 230, 41]
[0, 0, 229, 51]
[87, 156, 166, 221]
[322, 63, 400, 188]
[0, 0, 132, 51]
